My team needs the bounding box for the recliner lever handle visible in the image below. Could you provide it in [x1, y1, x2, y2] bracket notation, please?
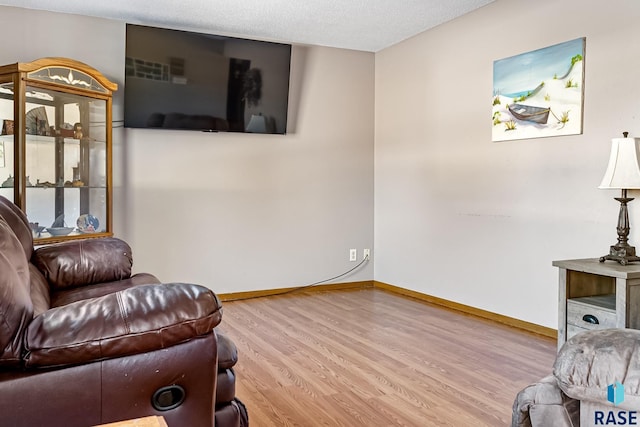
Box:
[151, 385, 186, 411]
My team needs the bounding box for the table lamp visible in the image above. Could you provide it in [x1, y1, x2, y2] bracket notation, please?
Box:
[245, 114, 267, 133]
[599, 132, 640, 264]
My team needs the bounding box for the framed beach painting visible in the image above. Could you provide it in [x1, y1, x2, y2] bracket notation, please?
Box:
[492, 37, 585, 142]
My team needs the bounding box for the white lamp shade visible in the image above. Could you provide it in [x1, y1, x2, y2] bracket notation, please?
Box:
[245, 114, 267, 133]
[599, 137, 640, 189]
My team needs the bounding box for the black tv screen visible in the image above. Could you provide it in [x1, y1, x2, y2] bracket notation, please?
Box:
[124, 24, 291, 134]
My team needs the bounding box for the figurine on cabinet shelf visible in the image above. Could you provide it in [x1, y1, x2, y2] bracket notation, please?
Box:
[51, 214, 65, 228]
[25, 106, 48, 136]
[35, 179, 55, 188]
[1, 174, 13, 188]
[29, 222, 45, 237]
[47, 214, 74, 236]
[77, 214, 99, 233]
[73, 122, 83, 139]
[1, 119, 13, 135]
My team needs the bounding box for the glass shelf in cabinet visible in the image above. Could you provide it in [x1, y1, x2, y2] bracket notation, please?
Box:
[25, 135, 88, 144]
[27, 185, 107, 189]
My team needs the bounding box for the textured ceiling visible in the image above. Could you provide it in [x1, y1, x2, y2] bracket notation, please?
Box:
[0, 0, 494, 52]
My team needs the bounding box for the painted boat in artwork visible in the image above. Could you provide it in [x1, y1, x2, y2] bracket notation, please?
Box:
[508, 103, 550, 124]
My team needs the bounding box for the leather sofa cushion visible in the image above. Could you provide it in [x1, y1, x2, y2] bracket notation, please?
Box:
[215, 334, 239, 405]
[0, 217, 33, 365]
[32, 238, 133, 290]
[217, 332, 238, 369]
[50, 272, 160, 308]
[215, 399, 248, 427]
[25, 283, 222, 367]
[29, 264, 51, 317]
[0, 195, 33, 260]
[216, 368, 236, 404]
[554, 328, 640, 410]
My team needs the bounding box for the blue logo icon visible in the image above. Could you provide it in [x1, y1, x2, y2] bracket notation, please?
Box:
[608, 381, 625, 406]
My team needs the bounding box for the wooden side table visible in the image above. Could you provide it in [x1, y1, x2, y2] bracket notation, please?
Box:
[554, 258, 640, 350]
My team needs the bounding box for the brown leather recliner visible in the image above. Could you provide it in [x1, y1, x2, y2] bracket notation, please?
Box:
[0, 195, 248, 427]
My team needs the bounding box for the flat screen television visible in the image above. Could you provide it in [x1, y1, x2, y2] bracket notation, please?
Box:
[124, 24, 291, 134]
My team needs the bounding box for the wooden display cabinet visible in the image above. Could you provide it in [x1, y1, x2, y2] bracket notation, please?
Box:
[0, 57, 117, 243]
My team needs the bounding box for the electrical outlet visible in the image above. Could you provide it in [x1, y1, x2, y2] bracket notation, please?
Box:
[349, 249, 357, 262]
[363, 249, 370, 260]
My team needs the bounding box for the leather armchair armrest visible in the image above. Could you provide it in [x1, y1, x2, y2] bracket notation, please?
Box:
[32, 237, 133, 290]
[24, 283, 222, 368]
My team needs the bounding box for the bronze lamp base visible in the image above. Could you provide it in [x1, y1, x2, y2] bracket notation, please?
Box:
[600, 189, 640, 265]
[599, 245, 640, 265]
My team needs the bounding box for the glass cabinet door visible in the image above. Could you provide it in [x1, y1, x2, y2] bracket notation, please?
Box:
[24, 86, 107, 238]
[0, 81, 14, 203]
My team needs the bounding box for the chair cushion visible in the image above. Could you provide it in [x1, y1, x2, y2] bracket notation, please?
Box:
[215, 333, 238, 404]
[216, 368, 236, 404]
[217, 332, 238, 369]
[0, 216, 33, 365]
[29, 264, 50, 317]
[50, 272, 160, 308]
[554, 328, 640, 410]
[24, 282, 222, 367]
[32, 237, 133, 290]
[0, 195, 33, 260]
[215, 399, 248, 427]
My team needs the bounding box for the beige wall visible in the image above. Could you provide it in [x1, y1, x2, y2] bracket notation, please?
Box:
[375, 0, 640, 328]
[0, 6, 375, 293]
[123, 46, 375, 291]
[5, 1, 640, 329]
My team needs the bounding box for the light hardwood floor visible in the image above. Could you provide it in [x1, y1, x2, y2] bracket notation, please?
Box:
[218, 288, 556, 426]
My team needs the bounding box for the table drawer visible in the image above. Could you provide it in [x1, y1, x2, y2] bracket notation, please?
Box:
[567, 298, 616, 330]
